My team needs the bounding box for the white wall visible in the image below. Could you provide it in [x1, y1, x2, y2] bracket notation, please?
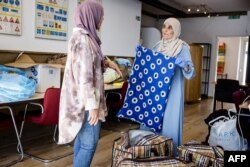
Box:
[141, 27, 161, 49]
[101, 0, 141, 57]
[179, 15, 250, 96]
[0, 0, 76, 53]
[0, 0, 142, 56]
[218, 37, 241, 80]
[154, 13, 250, 96]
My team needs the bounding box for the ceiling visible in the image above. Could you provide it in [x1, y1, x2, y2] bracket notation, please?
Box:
[140, 0, 250, 18]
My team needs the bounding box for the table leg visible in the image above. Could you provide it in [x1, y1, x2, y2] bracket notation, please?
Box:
[0, 106, 24, 164]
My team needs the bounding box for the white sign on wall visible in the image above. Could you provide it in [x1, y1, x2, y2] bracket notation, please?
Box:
[35, 0, 68, 40]
[0, 0, 21, 35]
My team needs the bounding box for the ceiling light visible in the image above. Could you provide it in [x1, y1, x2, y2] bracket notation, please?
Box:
[185, 4, 213, 17]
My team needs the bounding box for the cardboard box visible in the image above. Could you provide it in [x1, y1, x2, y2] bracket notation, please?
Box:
[5, 54, 64, 93]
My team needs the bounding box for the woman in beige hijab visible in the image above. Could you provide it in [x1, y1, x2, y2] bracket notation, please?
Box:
[158, 18, 195, 153]
[149, 18, 195, 154]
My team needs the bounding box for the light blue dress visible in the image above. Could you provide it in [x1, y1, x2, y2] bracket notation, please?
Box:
[141, 42, 195, 155]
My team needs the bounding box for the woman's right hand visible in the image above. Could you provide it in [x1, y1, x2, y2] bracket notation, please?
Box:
[88, 109, 99, 126]
[105, 57, 123, 77]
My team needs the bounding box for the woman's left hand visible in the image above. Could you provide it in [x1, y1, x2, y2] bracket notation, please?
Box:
[105, 58, 123, 77]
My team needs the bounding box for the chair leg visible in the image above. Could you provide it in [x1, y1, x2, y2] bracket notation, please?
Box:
[22, 124, 73, 163]
[53, 125, 58, 143]
[24, 150, 73, 163]
[213, 98, 216, 112]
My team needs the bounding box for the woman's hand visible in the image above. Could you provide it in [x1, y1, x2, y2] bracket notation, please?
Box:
[105, 57, 123, 77]
[175, 56, 190, 72]
[88, 109, 99, 126]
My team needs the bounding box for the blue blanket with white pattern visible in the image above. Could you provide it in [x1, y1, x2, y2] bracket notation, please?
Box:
[117, 45, 176, 132]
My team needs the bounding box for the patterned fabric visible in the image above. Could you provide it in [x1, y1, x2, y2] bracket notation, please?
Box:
[117, 45, 176, 132]
[112, 130, 173, 167]
[213, 158, 224, 167]
[177, 143, 224, 167]
[118, 157, 193, 167]
[58, 28, 107, 144]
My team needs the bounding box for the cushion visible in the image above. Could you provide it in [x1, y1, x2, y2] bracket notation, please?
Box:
[104, 67, 121, 83]
[117, 45, 176, 132]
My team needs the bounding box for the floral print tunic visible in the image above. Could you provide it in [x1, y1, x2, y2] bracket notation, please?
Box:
[58, 27, 107, 144]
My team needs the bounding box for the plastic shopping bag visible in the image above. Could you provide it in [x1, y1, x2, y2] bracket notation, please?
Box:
[0, 65, 36, 102]
[208, 112, 247, 151]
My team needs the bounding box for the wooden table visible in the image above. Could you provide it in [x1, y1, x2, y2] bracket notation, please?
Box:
[104, 82, 123, 91]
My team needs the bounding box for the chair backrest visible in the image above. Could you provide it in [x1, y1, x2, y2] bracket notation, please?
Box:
[215, 79, 240, 103]
[216, 79, 239, 90]
[40, 88, 61, 125]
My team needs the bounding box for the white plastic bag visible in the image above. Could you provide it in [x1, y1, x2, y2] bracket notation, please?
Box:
[208, 114, 247, 151]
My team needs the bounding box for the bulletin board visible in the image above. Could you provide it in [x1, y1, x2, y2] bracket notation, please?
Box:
[0, 0, 22, 35]
[35, 0, 68, 40]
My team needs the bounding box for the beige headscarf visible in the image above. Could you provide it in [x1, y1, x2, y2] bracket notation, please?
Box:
[158, 18, 186, 57]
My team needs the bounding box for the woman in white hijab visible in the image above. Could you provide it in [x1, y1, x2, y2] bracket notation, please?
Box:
[153, 18, 195, 154]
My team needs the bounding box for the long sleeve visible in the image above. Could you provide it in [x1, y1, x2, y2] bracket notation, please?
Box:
[72, 37, 100, 111]
[58, 28, 106, 144]
[177, 44, 195, 80]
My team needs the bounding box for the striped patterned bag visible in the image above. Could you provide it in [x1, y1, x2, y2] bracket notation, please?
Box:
[112, 130, 173, 167]
[177, 143, 224, 167]
[118, 157, 195, 167]
[213, 158, 224, 167]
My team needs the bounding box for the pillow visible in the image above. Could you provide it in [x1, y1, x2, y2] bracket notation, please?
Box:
[117, 45, 176, 132]
[103, 67, 120, 84]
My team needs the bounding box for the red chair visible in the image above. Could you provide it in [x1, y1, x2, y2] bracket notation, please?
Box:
[105, 80, 128, 117]
[233, 89, 247, 112]
[19, 88, 72, 163]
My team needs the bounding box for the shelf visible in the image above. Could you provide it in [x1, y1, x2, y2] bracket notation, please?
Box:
[199, 43, 211, 98]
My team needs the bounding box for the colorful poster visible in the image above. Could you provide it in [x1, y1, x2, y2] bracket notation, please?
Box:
[35, 0, 68, 40]
[0, 0, 22, 35]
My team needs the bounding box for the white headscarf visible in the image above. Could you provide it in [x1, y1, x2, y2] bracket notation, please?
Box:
[158, 18, 187, 57]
